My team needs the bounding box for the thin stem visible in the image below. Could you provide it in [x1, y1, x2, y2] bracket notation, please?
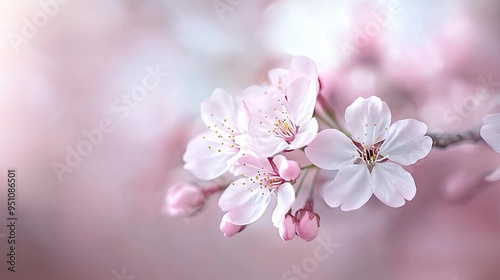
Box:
[301, 164, 316, 170]
[308, 168, 320, 199]
[428, 129, 483, 149]
[295, 168, 311, 196]
[317, 93, 346, 132]
[314, 110, 337, 128]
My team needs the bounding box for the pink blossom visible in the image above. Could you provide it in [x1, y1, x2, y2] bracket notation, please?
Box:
[218, 155, 300, 226]
[219, 214, 246, 237]
[306, 96, 432, 210]
[164, 182, 206, 217]
[183, 89, 249, 180]
[295, 208, 320, 242]
[279, 213, 297, 241]
[241, 57, 319, 156]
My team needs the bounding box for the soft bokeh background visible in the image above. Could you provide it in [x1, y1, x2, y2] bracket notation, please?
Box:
[2, 0, 500, 279]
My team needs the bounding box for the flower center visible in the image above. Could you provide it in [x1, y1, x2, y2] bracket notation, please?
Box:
[273, 117, 299, 144]
[353, 140, 387, 166]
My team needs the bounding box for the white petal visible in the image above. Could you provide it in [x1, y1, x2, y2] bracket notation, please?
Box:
[268, 68, 290, 88]
[232, 155, 273, 178]
[485, 167, 500, 182]
[380, 119, 432, 165]
[286, 78, 318, 126]
[481, 113, 500, 153]
[289, 56, 319, 82]
[201, 89, 242, 134]
[288, 118, 318, 151]
[226, 191, 271, 225]
[272, 183, 295, 227]
[183, 131, 239, 180]
[305, 129, 358, 170]
[218, 178, 260, 211]
[372, 162, 416, 208]
[345, 96, 391, 147]
[324, 164, 373, 211]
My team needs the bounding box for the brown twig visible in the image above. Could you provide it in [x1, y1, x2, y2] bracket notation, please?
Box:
[428, 130, 484, 148]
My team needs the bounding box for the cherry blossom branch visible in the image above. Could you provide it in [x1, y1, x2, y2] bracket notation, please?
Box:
[427, 129, 484, 149]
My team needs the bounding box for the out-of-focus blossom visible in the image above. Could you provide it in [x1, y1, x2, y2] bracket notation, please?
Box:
[241, 56, 319, 156]
[295, 206, 320, 242]
[279, 213, 297, 241]
[218, 155, 299, 227]
[306, 96, 432, 210]
[183, 89, 249, 180]
[219, 213, 246, 238]
[481, 113, 500, 153]
[164, 182, 206, 217]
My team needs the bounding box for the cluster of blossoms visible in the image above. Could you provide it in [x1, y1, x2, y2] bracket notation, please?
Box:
[165, 56, 500, 241]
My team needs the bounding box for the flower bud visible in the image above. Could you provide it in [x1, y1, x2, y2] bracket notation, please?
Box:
[279, 213, 297, 241]
[295, 209, 320, 242]
[220, 214, 246, 237]
[164, 182, 206, 217]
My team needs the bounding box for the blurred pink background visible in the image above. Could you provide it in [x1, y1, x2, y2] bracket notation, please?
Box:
[2, 0, 500, 279]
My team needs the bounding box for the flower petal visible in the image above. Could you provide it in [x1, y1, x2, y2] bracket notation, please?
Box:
[481, 113, 500, 153]
[380, 119, 432, 165]
[218, 178, 260, 212]
[345, 96, 391, 147]
[289, 56, 319, 82]
[286, 78, 318, 126]
[305, 129, 358, 170]
[232, 155, 273, 178]
[324, 164, 373, 211]
[273, 155, 301, 182]
[372, 162, 416, 208]
[268, 68, 290, 89]
[183, 131, 240, 180]
[289, 118, 319, 151]
[226, 191, 271, 225]
[201, 88, 242, 134]
[272, 183, 295, 227]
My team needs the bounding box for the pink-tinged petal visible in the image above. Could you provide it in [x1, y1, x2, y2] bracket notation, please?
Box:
[345, 96, 391, 147]
[380, 119, 432, 165]
[201, 88, 241, 134]
[218, 178, 260, 212]
[243, 136, 288, 157]
[274, 155, 301, 182]
[324, 164, 373, 211]
[485, 167, 500, 182]
[164, 182, 206, 217]
[232, 155, 273, 178]
[372, 162, 416, 208]
[286, 78, 318, 126]
[183, 131, 240, 180]
[289, 56, 319, 82]
[272, 183, 295, 227]
[279, 213, 297, 241]
[481, 113, 500, 153]
[305, 129, 358, 170]
[226, 191, 271, 225]
[289, 118, 318, 150]
[268, 68, 290, 88]
[295, 209, 320, 242]
[220, 213, 246, 237]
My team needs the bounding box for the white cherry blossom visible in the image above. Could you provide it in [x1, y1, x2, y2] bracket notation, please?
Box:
[183, 89, 249, 180]
[241, 56, 319, 156]
[218, 155, 300, 227]
[305, 96, 432, 210]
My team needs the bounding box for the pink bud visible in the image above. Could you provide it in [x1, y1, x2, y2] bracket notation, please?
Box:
[295, 209, 320, 242]
[219, 214, 246, 237]
[279, 213, 297, 241]
[164, 182, 206, 217]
